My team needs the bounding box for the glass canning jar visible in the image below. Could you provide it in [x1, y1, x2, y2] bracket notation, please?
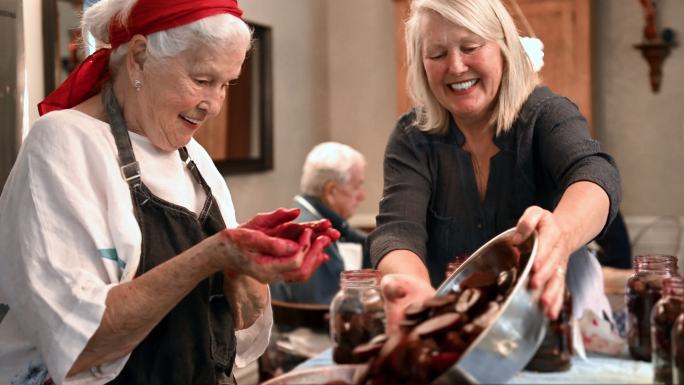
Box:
[445, 254, 470, 279]
[652, 276, 684, 384]
[672, 313, 684, 384]
[627, 255, 678, 361]
[330, 269, 386, 364]
[525, 288, 573, 372]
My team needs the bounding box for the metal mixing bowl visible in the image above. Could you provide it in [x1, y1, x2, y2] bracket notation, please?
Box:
[262, 228, 546, 385]
[432, 227, 546, 384]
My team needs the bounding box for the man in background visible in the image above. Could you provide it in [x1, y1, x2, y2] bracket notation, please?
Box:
[271, 142, 369, 304]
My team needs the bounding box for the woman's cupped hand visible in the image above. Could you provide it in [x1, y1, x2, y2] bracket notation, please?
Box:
[215, 208, 340, 283]
[380, 273, 436, 334]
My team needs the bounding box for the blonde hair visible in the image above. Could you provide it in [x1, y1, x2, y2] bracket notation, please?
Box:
[81, 0, 252, 75]
[405, 0, 539, 136]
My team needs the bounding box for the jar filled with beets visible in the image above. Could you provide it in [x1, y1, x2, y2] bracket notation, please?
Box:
[330, 269, 386, 364]
[651, 276, 684, 384]
[525, 288, 573, 372]
[626, 255, 678, 361]
[445, 254, 470, 280]
[671, 313, 684, 384]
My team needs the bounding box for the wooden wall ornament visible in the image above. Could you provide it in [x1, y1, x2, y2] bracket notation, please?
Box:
[634, 0, 678, 93]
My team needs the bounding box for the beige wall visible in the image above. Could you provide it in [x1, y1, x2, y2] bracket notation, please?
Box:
[325, 0, 397, 223]
[19, 0, 684, 222]
[227, 0, 329, 221]
[594, 0, 684, 216]
[229, 0, 396, 223]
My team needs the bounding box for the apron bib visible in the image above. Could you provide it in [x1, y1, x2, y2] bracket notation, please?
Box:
[103, 85, 237, 385]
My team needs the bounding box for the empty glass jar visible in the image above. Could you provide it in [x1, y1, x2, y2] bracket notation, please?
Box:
[627, 255, 678, 361]
[330, 269, 386, 364]
[652, 276, 684, 384]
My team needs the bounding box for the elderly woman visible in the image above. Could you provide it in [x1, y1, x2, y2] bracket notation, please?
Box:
[368, 0, 621, 331]
[0, 0, 338, 384]
[271, 142, 369, 305]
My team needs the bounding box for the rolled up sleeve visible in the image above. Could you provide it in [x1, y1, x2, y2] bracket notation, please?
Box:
[234, 288, 273, 368]
[535, 97, 622, 237]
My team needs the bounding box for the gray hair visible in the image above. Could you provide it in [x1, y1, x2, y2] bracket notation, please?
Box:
[300, 142, 366, 197]
[405, 0, 539, 136]
[81, 0, 252, 75]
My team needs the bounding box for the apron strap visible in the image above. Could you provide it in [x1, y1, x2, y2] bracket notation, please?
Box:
[179, 146, 212, 191]
[103, 84, 213, 203]
[178, 147, 217, 222]
[103, 83, 219, 225]
[103, 84, 142, 189]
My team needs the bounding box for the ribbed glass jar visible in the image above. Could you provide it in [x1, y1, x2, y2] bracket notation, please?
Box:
[626, 255, 678, 361]
[525, 288, 573, 372]
[671, 313, 684, 384]
[651, 276, 684, 384]
[445, 254, 470, 279]
[330, 269, 386, 364]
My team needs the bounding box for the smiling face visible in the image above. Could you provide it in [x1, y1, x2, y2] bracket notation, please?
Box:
[420, 11, 503, 127]
[129, 39, 248, 151]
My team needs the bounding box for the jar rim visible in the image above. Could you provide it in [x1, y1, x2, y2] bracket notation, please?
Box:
[633, 254, 678, 272]
[340, 269, 381, 286]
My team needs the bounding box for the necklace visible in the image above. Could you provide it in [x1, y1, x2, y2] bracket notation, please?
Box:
[471, 155, 487, 201]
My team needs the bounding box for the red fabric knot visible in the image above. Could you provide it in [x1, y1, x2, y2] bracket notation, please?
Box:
[38, 0, 243, 116]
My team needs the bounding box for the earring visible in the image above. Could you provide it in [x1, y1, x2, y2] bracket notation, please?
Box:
[133, 80, 142, 91]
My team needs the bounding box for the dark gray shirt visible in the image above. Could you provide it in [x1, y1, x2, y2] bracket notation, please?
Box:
[369, 87, 621, 287]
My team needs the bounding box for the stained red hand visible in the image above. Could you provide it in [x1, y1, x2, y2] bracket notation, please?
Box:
[281, 234, 333, 281]
[264, 219, 340, 244]
[221, 227, 300, 261]
[240, 208, 301, 232]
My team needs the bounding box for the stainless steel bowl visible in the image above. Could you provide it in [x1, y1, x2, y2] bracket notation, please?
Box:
[263, 228, 545, 385]
[432, 227, 546, 384]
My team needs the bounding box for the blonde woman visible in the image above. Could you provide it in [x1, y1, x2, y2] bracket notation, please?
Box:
[368, 0, 620, 332]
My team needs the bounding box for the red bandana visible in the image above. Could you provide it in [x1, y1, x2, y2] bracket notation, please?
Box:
[38, 0, 243, 116]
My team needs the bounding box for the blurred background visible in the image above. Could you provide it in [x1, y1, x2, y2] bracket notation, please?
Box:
[2, 0, 683, 291]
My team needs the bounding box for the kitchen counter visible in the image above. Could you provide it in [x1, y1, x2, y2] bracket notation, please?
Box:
[295, 349, 653, 384]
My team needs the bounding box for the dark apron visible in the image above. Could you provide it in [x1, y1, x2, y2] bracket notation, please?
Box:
[102, 85, 237, 385]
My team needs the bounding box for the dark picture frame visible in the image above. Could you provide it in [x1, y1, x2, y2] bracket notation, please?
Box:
[205, 21, 274, 174]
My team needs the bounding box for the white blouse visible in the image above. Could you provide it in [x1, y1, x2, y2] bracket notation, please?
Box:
[0, 109, 272, 385]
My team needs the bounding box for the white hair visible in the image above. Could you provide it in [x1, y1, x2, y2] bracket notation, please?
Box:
[81, 0, 252, 75]
[405, 0, 539, 136]
[300, 142, 366, 197]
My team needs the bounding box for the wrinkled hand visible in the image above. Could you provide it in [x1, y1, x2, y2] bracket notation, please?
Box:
[380, 274, 436, 335]
[511, 206, 571, 319]
[280, 233, 335, 281]
[240, 208, 340, 244]
[267, 219, 340, 281]
[240, 207, 301, 233]
[238, 208, 341, 282]
[217, 226, 310, 283]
